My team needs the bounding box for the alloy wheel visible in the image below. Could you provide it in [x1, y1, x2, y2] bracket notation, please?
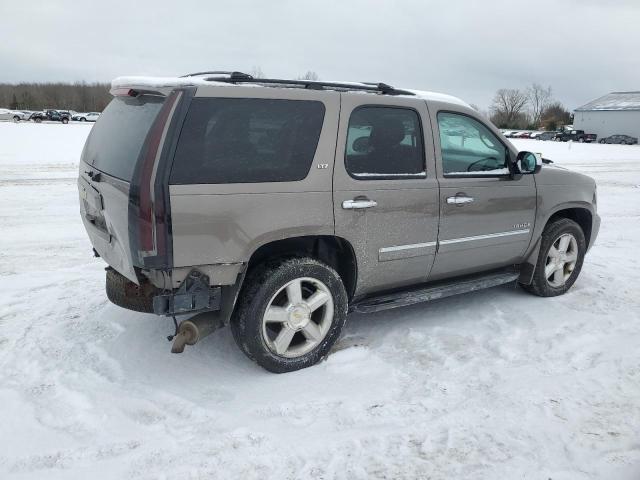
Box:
[261, 277, 334, 358]
[545, 233, 579, 287]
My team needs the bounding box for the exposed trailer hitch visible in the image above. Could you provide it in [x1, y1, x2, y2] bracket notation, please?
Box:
[152, 269, 225, 353]
[105, 267, 226, 353]
[153, 270, 221, 316]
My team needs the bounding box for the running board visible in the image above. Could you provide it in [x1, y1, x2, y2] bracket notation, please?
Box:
[349, 270, 520, 314]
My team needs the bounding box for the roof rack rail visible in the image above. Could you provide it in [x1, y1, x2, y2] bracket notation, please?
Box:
[181, 71, 253, 81]
[201, 75, 414, 96]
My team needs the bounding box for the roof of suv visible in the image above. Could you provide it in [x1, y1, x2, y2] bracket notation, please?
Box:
[111, 74, 470, 108]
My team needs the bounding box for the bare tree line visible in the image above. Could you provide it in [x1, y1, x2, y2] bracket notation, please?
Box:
[490, 83, 571, 130]
[0, 82, 111, 112]
[249, 67, 320, 81]
[0, 71, 321, 113]
[0, 74, 573, 132]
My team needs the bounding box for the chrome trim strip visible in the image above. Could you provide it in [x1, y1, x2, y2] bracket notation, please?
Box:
[439, 229, 530, 245]
[379, 241, 437, 253]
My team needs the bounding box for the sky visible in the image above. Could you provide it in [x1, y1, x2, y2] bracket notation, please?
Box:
[1, 0, 639, 111]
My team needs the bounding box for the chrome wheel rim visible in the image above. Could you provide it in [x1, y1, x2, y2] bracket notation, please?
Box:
[261, 277, 334, 358]
[545, 233, 578, 287]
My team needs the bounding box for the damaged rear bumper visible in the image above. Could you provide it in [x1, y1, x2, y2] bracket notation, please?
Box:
[106, 267, 221, 316]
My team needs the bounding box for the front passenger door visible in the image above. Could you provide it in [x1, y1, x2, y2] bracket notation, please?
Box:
[429, 108, 537, 280]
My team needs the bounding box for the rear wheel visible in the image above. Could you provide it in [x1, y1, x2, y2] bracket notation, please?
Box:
[61, 118, 69, 124]
[599, 139, 605, 144]
[578, 138, 584, 143]
[80, 117, 86, 122]
[231, 257, 348, 373]
[521, 218, 586, 297]
[13, 115, 20, 122]
[34, 117, 42, 123]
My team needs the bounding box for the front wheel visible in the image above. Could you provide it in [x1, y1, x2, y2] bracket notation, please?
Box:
[578, 138, 584, 143]
[80, 117, 86, 122]
[231, 257, 348, 373]
[521, 218, 586, 297]
[13, 116, 20, 122]
[61, 118, 69, 124]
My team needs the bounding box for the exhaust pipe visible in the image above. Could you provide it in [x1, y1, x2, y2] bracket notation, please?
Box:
[170, 312, 223, 353]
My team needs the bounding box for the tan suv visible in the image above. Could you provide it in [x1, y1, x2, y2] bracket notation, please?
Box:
[78, 72, 600, 372]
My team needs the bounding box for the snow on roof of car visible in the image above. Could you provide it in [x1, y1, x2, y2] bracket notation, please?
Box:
[575, 91, 640, 111]
[403, 89, 470, 107]
[111, 76, 470, 107]
[112, 76, 230, 90]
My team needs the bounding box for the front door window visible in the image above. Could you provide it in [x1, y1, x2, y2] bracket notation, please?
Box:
[437, 112, 508, 175]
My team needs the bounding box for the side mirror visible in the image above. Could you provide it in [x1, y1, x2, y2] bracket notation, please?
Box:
[515, 151, 542, 174]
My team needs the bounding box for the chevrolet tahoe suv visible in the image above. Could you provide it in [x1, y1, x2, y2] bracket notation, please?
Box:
[78, 72, 600, 373]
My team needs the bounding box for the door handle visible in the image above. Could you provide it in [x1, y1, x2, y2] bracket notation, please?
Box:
[342, 199, 378, 209]
[446, 195, 474, 205]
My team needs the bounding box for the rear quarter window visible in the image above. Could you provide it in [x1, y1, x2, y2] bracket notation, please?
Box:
[170, 98, 325, 184]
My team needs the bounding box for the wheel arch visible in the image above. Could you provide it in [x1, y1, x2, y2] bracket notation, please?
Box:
[519, 204, 594, 285]
[546, 206, 593, 247]
[244, 235, 358, 300]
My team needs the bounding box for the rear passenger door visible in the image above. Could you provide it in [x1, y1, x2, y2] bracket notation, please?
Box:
[334, 95, 439, 297]
[428, 105, 536, 280]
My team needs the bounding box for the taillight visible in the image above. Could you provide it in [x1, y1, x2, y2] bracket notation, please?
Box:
[137, 90, 181, 259]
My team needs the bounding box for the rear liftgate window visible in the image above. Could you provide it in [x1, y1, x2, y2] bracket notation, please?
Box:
[170, 98, 325, 184]
[83, 95, 165, 181]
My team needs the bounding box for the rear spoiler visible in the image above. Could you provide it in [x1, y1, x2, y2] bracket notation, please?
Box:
[110, 87, 166, 97]
[110, 76, 229, 97]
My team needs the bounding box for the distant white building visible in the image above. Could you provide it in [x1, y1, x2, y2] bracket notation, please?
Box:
[574, 91, 640, 140]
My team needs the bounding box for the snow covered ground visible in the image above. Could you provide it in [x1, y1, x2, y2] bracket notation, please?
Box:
[0, 123, 639, 479]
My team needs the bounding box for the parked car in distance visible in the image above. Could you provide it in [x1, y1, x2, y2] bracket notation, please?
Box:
[72, 112, 100, 122]
[30, 109, 71, 124]
[11, 110, 33, 121]
[28, 111, 44, 122]
[0, 108, 24, 121]
[554, 129, 597, 143]
[536, 131, 558, 141]
[78, 73, 600, 372]
[598, 134, 638, 145]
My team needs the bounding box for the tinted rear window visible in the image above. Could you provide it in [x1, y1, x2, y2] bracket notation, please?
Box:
[82, 95, 165, 181]
[170, 98, 325, 184]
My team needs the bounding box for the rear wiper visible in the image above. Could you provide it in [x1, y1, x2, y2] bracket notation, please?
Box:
[85, 170, 101, 182]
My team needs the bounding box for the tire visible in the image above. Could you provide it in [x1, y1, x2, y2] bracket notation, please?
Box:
[34, 117, 42, 123]
[105, 268, 153, 313]
[231, 257, 348, 373]
[80, 117, 86, 122]
[578, 138, 584, 143]
[620, 141, 627, 145]
[521, 218, 586, 297]
[61, 118, 69, 124]
[13, 116, 20, 122]
[599, 139, 605, 144]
